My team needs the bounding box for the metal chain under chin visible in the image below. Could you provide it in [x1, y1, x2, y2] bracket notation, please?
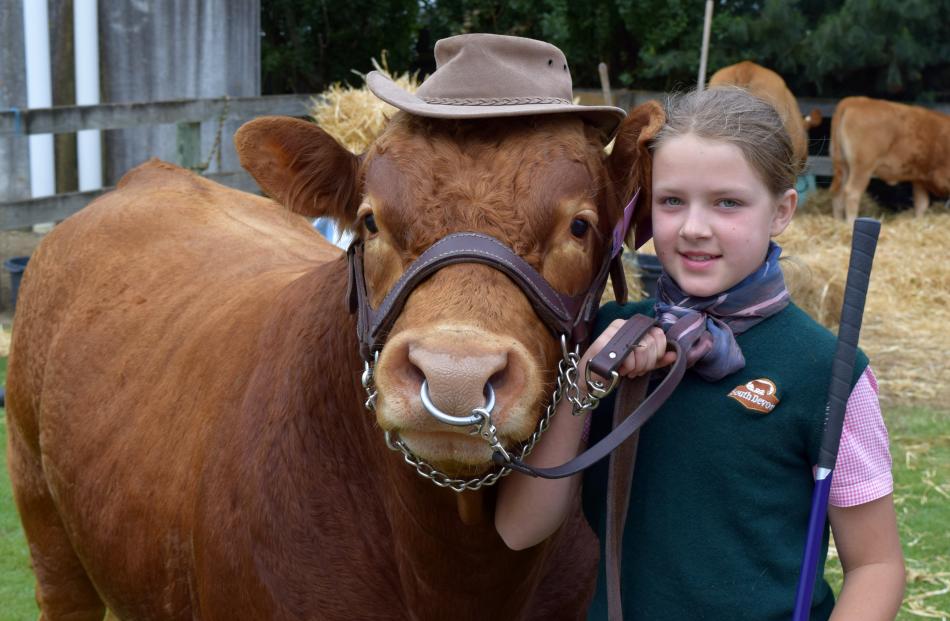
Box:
[359, 335, 608, 492]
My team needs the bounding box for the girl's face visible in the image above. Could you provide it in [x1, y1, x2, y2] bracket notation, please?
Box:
[650, 133, 796, 297]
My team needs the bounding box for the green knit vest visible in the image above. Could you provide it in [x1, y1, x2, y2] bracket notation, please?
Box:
[582, 300, 869, 621]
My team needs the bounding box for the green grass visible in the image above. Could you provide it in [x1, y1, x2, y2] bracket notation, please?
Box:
[1, 357, 947, 619]
[0, 356, 38, 620]
[888, 406, 950, 619]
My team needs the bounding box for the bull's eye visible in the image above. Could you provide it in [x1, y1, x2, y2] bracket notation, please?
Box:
[363, 213, 379, 234]
[570, 218, 590, 238]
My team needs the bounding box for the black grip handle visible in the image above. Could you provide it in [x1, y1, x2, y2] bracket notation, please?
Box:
[817, 217, 881, 470]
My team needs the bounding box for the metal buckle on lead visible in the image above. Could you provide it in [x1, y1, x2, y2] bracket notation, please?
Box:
[584, 364, 620, 399]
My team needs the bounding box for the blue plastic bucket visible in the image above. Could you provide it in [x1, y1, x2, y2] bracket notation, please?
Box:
[4, 256, 30, 311]
[635, 253, 663, 298]
[796, 173, 817, 208]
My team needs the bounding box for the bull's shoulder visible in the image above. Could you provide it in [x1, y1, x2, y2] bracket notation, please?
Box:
[110, 159, 277, 217]
[64, 159, 323, 249]
[33, 159, 339, 289]
[116, 158, 206, 189]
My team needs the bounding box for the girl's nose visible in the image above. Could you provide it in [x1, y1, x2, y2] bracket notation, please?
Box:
[679, 205, 712, 240]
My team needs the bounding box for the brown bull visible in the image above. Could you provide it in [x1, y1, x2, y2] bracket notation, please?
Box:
[831, 96, 950, 222]
[709, 60, 821, 169]
[5, 98, 663, 618]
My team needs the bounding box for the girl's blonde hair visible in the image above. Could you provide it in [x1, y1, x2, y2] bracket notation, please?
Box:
[651, 87, 803, 196]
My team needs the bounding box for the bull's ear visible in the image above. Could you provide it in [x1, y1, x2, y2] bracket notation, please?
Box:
[606, 101, 665, 249]
[235, 116, 361, 223]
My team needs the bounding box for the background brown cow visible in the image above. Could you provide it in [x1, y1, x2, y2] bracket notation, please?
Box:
[830, 96, 950, 222]
[708, 60, 821, 170]
[5, 102, 663, 619]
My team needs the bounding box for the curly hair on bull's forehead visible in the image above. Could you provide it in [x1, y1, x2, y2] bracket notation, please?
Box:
[651, 86, 802, 196]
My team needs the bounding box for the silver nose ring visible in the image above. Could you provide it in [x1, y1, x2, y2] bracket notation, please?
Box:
[420, 380, 495, 426]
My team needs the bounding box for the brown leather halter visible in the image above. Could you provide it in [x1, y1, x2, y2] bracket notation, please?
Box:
[346, 191, 643, 363]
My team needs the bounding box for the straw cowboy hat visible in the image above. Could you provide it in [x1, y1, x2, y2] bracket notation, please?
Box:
[367, 33, 626, 139]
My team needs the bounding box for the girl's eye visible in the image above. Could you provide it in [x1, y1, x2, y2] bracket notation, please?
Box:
[363, 213, 379, 234]
[570, 218, 590, 238]
[663, 197, 683, 206]
[718, 199, 739, 208]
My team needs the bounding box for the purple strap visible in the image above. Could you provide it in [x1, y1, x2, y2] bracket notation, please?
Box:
[611, 189, 640, 260]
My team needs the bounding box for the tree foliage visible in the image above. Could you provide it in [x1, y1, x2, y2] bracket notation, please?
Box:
[261, 0, 950, 103]
[261, 0, 420, 93]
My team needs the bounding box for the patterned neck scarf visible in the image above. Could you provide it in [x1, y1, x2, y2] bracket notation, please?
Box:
[654, 241, 790, 382]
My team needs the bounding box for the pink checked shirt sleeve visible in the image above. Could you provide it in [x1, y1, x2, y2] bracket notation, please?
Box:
[828, 367, 894, 507]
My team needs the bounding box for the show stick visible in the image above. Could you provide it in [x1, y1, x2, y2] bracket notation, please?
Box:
[792, 217, 881, 620]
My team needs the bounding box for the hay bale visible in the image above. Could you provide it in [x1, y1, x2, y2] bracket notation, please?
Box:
[309, 57, 420, 154]
[780, 190, 950, 405]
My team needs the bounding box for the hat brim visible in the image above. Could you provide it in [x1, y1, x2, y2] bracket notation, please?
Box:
[367, 71, 626, 141]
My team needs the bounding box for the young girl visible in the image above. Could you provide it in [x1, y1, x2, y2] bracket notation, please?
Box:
[495, 87, 905, 620]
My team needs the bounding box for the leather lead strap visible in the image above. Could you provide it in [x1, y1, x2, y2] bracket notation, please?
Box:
[605, 376, 648, 621]
[603, 313, 703, 621]
[500, 314, 703, 619]
[588, 314, 656, 380]
[503, 316, 697, 480]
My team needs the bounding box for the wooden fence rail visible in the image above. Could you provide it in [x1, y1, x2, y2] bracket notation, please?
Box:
[0, 94, 317, 136]
[0, 94, 318, 229]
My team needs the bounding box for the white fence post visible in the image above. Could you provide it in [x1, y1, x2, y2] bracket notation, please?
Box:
[22, 0, 55, 199]
[75, 0, 103, 191]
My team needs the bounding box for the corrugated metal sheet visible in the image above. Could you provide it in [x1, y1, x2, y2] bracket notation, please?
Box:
[99, 0, 261, 184]
[0, 0, 30, 201]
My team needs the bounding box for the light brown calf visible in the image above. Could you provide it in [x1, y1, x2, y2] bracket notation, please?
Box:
[831, 96, 950, 222]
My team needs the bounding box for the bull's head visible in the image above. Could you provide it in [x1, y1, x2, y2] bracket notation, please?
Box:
[236, 103, 663, 479]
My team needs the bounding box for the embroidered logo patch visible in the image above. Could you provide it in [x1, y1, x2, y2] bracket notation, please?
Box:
[728, 378, 779, 413]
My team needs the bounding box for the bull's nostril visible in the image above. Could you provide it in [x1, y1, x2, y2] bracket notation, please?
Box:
[489, 369, 507, 393]
[402, 360, 426, 389]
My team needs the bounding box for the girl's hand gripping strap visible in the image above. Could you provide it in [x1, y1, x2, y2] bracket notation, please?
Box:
[792, 218, 881, 621]
[500, 313, 701, 479]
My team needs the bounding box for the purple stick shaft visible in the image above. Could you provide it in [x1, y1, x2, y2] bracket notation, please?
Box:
[793, 475, 833, 620]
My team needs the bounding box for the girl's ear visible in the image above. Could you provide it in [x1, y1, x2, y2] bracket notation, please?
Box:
[606, 100, 665, 249]
[235, 117, 362, 225]
[771, 188, 798, 236]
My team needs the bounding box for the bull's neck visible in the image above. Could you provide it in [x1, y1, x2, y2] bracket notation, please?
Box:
[279, 255, 363, 405]
[243, 254, 369, 450]
[380, 459, 553, 620]
[237, 256, 557, 619]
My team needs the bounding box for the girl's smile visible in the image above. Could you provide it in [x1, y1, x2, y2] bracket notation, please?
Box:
[678, 251, 721, 269]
